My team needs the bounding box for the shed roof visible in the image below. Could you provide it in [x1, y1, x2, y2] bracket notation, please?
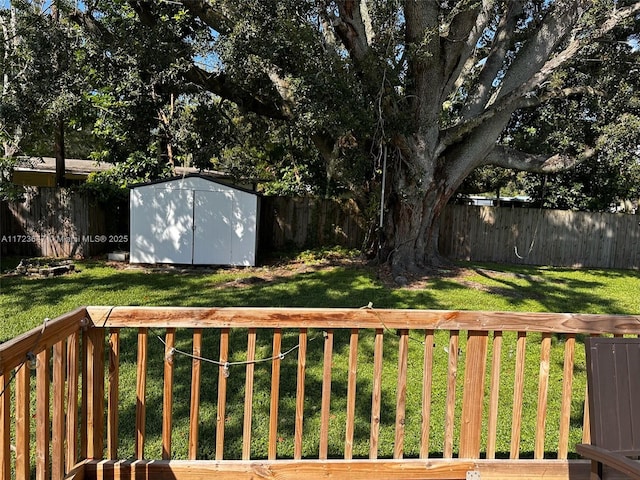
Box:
[129, 173, 259, 195]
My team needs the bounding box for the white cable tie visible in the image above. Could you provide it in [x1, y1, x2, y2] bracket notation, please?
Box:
[41, 318, 49, 334]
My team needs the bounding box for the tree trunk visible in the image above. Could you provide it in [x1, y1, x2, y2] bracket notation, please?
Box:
[54, 117, 66, 187]
[384, 142, 459, 274]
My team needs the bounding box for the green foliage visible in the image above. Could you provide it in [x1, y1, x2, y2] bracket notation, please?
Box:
[80, 151, 172, 203]
[0, 156, 27, 201]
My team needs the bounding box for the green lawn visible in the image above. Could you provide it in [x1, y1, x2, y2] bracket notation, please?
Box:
[1, 254, 640, 460]
[2, 256, 639, 341]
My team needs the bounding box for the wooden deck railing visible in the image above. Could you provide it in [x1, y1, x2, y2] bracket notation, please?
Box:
[1, 307, 640, 479]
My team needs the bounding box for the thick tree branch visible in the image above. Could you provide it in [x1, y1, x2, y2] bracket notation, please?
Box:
[441, 0, 495, 103]
[404, 0, 440, 144]
[183, 65, 289, 120]
[330, 0, 371, 64]
[489, 0, 587, 106]
[179, 0, 234, 35]
[461, 0, 524, 119]
[483, 145, 596, 173]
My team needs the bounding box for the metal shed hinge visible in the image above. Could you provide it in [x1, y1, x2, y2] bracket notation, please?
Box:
[466, 471, 481, 480]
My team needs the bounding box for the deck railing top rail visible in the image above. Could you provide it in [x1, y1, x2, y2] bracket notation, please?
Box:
[87, 305, 640, 334]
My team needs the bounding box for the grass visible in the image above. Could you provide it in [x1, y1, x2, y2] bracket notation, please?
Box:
[1, 253, 640, 461]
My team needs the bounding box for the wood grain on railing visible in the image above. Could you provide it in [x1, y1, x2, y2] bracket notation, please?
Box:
[162, 328, 175, 460]
[107, 329, 119, 459]
[344, 329, 359, 460]
[135, 328, 148, 460]
[370, 329, 384, 459]
[393, 330, 409, 459]
[420, 330, 434, 459]
[188, 329, 202, 460]
[319, 329, 333, 460]
[52, 341, 66, 480]
[268, 329, 282, 460]
[510, 331, 527, 459]
[460, 331, 488, 459]
[535, 332, 552, 459]
[444, 331, 459, 459]
[294, 329, 307, 460]
[216, 328, 229, 460]
[242, 329, 257, 460]
[36, 348, 50, 480]
[66, 331, 80, 471]
[486, 331, 503, 459]
[0, 372, 9, 480]
[15, 363, 29, 480]
[558, 334, 575, 459]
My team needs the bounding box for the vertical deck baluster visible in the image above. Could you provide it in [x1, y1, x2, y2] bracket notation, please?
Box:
[189, 329, 203, 460]
[444, 331, 459, 459]
[344, 329, 359, 459]
[107, 329, 120, 459]
[394, 330, 409, 459]
[268, 329, 282, 460]
[162, 328, 176, 460]
[369, 329, 384, 459]
[242, 329, 257, 460]
[15, 363, 30, 480]
[319, 330, 333, 460]
[135, 327, 148, 460]
[558, 334, 576, 459]
[510, 331, 527, 459]
[420, 330, 434, 459]
[85, 326, 104, 459]
[486, 331, 503, 459]
[36, 348, 50, 480]
[52, 341, 66, 480]
[216, 329, 229, 460]
[66, 332, 79, 471]
[460, 331, 488, 459]
[0, 372, 10, 480]
[535, 332, 552, 459]
[294, 329, 308, 460]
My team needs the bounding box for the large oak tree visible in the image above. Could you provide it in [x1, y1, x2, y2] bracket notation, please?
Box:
[8, 0, 640, 272]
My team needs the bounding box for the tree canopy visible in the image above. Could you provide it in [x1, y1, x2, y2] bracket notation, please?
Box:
[2, 0, 639, 270]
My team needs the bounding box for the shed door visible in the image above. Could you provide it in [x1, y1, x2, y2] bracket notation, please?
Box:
[153, 188, 194, 264]
[192, 190, 233, 264]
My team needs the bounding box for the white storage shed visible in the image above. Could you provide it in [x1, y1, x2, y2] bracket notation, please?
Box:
[129, 175, 259, 266]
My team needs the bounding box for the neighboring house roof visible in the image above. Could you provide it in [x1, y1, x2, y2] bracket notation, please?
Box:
[10, 157, 241, 188]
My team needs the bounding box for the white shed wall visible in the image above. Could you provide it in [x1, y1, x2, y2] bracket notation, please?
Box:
[130, 176, 257, 266]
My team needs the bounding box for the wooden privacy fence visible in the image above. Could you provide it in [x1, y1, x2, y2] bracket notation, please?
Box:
[1, 307, 640, 479]
[0, 187, 128, 258]
[439, 205, 640, 269]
